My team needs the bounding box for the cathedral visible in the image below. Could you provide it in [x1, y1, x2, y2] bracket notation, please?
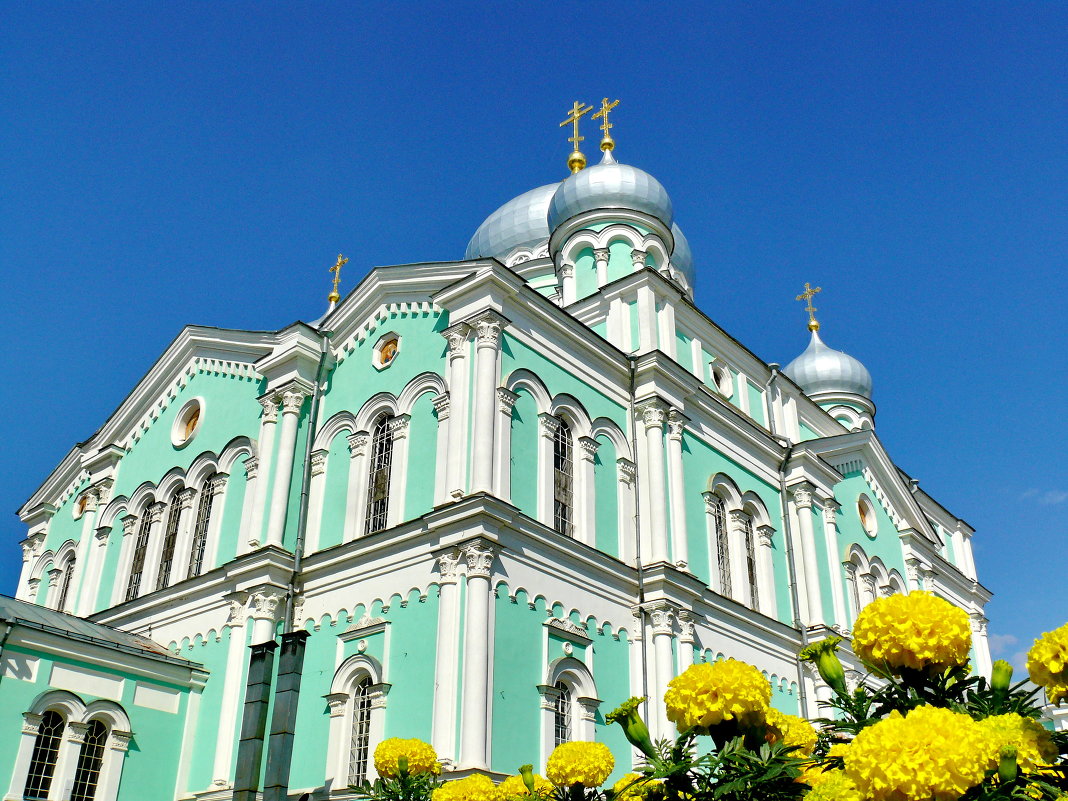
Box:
[4, 101, 991, 801]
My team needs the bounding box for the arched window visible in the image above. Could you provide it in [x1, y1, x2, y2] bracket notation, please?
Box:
[188, 474, 218, 579]
[553, 680, 572, 746]
[365, 415, 394, 535]
[23, 710, 64, 800]
[743, 516, 759, 610]
[347, 677, 373, 786]
[125, 514, 152, 601]
[55, 557, 75, 613]
[709, 496, 731, 597]
[70, 719, 108, 801]
[552, 419, 574, 537]
[156, 495, 182, 590]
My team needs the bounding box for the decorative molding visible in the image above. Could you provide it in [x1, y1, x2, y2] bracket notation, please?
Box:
[460, 539, 497, 580]
[496, 388, 519, 416]
[470, 310, 506, 348]
[21, 712, 42, 735]
[441, 323, 471, 357]
[757, 525, 775, 547]
[110, 730, 133, 752]
[147, 501, 166, 524]
[121, 516, 139, 536]
[248, 590, 284, 621]
[677, 610, 697, 643]
[243, 456, 258, 480]
[577, 436, 599, 462]
[666, 410, 688, 441]
[544, 618, 591, 646]
[279, 385, 308, 415]
[388, 414, 411, 439]
[616, 458, 636, 487]
[325, 692, 348, 718]
[630, 249, 648, 268]
[593, 248, 610, 263]
[791, 485, 814, 509]
[646, 602, 675, 636]
[431, 392, 451, 421]
[538, 413, 561, 440]
[310, 450, 328, 477]
[348, 431, 370, 459]
[558, 263, 575, 279]
[637, 400, 667, 429]
[436, 550, 462, 584]
[333, 303, 444, 366]
[177, 487, 198, 509]
[258, 395, 280, 424]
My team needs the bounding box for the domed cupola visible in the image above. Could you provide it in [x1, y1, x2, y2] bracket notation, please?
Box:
[784, 285, 875, 429]
[465, 182, 560, 263]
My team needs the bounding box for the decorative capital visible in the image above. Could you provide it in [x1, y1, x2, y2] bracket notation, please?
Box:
[861, 575, 877, 594]
[470, 310, 507, 349]
[280, 386, 308, 415]
[368, 682, 391, 709]
[843, 561, 858, 579]
[226, 600, 248, 626]
[538, 413, 561, 440]
[325, 692, 349, 717]
[558, 262, 575, 279]
[243, 456, 259, 480]
[702, 491, 721, 514]
[46, 567, 62, 587]
[647, 602, 675, 636]
[431, 392, 451, 421]
[630, 249, 648, 269]
[93, 479, 113, 507]
[348, 431, 370, 459]
[109, 730, 133, 752]
[460, 539, 498, 580]
[436, 550, 462, 584]
[576, 696, 601, 722]
[310, 450, 328, 477]
[593, 247, 610, 263]
[496, 388, 519, 416]
[208, 474, 228, 496]
[248, 590, 284, 621]
[577, 436, 599, 462]
[637, 399, 668, 430]
[666, 410, 688, 441]
[969, 612, 988, 635]
[791, 485, 814, 509]
[94, 526, 111, 544]
[21, 712, 43, 735]
[728, 509, 749, 527]
[79, 489, 99, 514]
[677, 609, 697, 643]
[388, 414, 411, 440]
[121, 515, 139, 536]
[441, 323, 471, 357]
[67, 721, 91, 745]
[176, 486, 198, 509]
[757, 525, 775, 547]
[147, 501, 166, 524]
[26, 577, 41, 594]
[258, 394, 280, 424]
[617, 458, 636, 487]
[821, 502, 839, 526]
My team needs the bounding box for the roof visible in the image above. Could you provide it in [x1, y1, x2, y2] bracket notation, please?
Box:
[0, 595, 201, 668]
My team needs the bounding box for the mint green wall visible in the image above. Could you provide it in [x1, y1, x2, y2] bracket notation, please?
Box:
[213, 461, 248, 569]
[799, 422, 819, 442]
[288, 622, 341, 790]
[490, 589, 544, 775]
[676, 330, 691, 365]
[95, 514, 129, 609]
[589, 625, 633, 787]
[629, 301, 639, 352]
[593, 435, 619, 558]
[608, 240, 637, 285]
[404, 393, 439, 520]
[833, 469, 908, 596]
[770, 679, 801, 716]
[44, 480, 89, 553]
[591, 321, 607, 337]
[680, 433, 790, 624]
[383, 589, 439, 741]
[509, 390, 539, 520]
[574, 246, 597, 299]
[746, 380, 766, 427]
[187, 627, 241, 790]
[807, 505, 837, 624]
[319, 431, 354, 550]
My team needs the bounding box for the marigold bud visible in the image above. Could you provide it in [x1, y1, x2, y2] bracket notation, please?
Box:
[606, 697, 656, 758]
[800, 636, 848, 697]
[991, 659, 1014, 696]
[998, 745, 1018, 784]
[519, 764, 535, 795]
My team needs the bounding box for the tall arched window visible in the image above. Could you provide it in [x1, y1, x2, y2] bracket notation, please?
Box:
[70, 719, 108, 801]
[23, 710, 64, 801]
[348, 677, 373, 786]
[743, 516, 759, 610]
[709, 496, 731, 597]
[55, 557, 75, 613]
[552, 419, 574, 537]
[156, 496, 182, 590]
[187, 474, 218, 579]
[125, 514, 153, 601]
[365, 415, 394, 535]
[553, 680, 572, 746]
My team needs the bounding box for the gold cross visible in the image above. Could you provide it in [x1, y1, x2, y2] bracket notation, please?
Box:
[592, 97, 620, 151]
[795, 282, 822, 331]
[328, 253, 349, 303]
[560, 101, 594, 173]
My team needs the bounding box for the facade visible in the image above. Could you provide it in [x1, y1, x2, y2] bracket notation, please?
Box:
[6, 134, 993, 800]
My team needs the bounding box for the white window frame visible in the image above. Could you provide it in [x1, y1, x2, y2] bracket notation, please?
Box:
[537, 657, 600, 770]
[324, 655, 391, 793]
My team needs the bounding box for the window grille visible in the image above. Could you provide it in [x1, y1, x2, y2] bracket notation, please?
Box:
[348, 677, 373, 786]
[125, 513, 153, 600]
[156, 497, 182, 590]
[188, 476, 217, 578]
[552, 419, 574, 537]
[70, 719, 108, 801]
[553, 681, 572, 746]
[364, 415, 394, 535]
[743, 516, 759, 610]
[23, 710, 64, 801]
[56, 558, 75, 612]
[710, 497, 731, 596]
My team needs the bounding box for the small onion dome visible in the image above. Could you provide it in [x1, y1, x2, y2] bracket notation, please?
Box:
[784, 330, 873, 398]
[465, 183, 560, 261]
[669, 221, 695, 289]
[547, 149, 674, 235]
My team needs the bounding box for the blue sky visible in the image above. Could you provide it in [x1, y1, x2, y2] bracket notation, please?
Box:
[1, 3, 1065, 670]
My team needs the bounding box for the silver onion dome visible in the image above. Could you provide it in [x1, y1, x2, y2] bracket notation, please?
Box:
[465, 183, 560, 261]
[669, 221, 695, 288]
[547, 150, 674, 235]
[784, 330, 873, 398]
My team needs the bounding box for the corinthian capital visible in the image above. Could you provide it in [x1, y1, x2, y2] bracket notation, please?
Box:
[441, 323, 471, 357]
[258, 394, 280, 424]
[791, 484, 814, 509]
[279, 385, 309, 415]
[667, 410, 688, 441]
[593, 248, 610, 264]
[470, 310, 507, 348]
[436, 550, 462, 584]
[646, 601, 675, 636]
[637, 399, 668, 430]
[460, 539, 498, 580]
[631, 249, 648, 269]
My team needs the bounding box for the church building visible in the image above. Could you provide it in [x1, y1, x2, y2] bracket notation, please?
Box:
[5, 101, 991, 801]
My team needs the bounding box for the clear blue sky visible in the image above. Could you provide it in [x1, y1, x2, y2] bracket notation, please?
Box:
[2, 3, 1065, 670]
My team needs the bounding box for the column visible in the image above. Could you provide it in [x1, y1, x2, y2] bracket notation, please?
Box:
[168, 487, 199, 585]
[631, 249, 647, 274]
[386, 415, 411, 528]
[15, 533, 44, 601]
[844, 562, 860, 625]
[559, 263, 576, 305]
[441, 324, 471, 499]
[756, 525, 778, 618]
[45, 567, 62, 609]
[304, 450, 329, 553]
[791, 485, 823, 625]
[494, 389, 519, 501]
[616, 458, 637, 564]
[432, 393, 451, 505]
[140, 501, 169, 592]
[71, 486, 101, 613]
[727, 511, 750, 606]
[594, 248, 609, 287]
[248, 395, 280, 548]
[819, 500, 847, 629]
[576, 436, 599, 546]
[265, 384, 309, 548]
[344, 431, 370, 542]
[79, 527, 111, 613]
[248, 588, 284, 645]
[537, 414, 560, 525]
[213, 601, 251, 787]
[430, 550, 462, 764]
[647, 602, 675, 741]
[203, 474, 230, 571]
[638, 400, 669, 563]
[665, 411, 689, 569]
[469, 312, 505, 494]
[237, 457, 259, 555]
[458, 539, 498, 770]
[677, 610, 696, 670]
[970, 613, 993, 677]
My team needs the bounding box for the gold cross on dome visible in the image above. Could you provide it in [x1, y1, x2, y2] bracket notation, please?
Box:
[795, 282, 823, 331]
[592, 97, 620, 151]
[328, 253, 349, 303]
[560, 101, 594, 173]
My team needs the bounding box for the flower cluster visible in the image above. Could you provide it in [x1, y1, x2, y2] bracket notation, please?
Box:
[498, 771, 553, 799]
[851, 591, 972, 674]
[844, 705, 993, 801]
[611, 772, 661, 799]
[1027, 622, 1068, 704]
[664, 659, 771, 733]
[803, 769, 864, 801]
[373, 737, 441, 778]
[432, 773, 503, 801]
[765, 708, 817, 756]
[545, 741, 615, 788]
[977, 713, 1057, 773]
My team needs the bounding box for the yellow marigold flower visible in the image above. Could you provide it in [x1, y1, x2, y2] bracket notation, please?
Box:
[432, 774, 504, 801]
[499, 772, 553, 798]
[977, 713, 1058, 773]
[545, 741, 614, 788]
[1027, 622, 1068, 704]
[373, 737, 441, 778]
[804, 769, 863, 801]
[851, 591, 971, 674]
[611, 772, 662, 799]
[664, 659, 771, 733]
[766, 709, 818, 756]
[844, 705, 994, 801]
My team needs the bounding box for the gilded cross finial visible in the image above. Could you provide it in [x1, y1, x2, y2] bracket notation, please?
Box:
[560, 101, 594, 174]
[592, 97, 620, 152]
[328, 253, 349, 304]
[795, 282, 823, 332]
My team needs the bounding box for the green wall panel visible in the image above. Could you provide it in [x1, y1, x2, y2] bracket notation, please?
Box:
[593, 435, 619, 558]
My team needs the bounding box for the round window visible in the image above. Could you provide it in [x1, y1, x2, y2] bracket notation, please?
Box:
[172, 399, 204, 448]
[373, 333, 401, 370]
[857, 494, 878, 537]
[710, 362, 734, 398]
